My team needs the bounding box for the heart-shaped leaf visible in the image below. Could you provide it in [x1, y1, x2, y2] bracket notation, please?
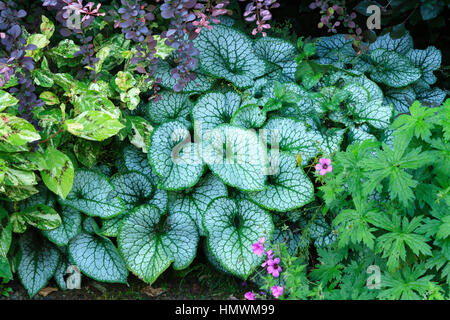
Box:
[368, 49, 421, 88]
[253, 37, 298, 82]
[170, 173, 227, 236]
[59, 169, 125, 218]
[203, 197, 274, 279]
[407, 46, 441, 85]
[68, 231, 128, 283]
[42, 206, 82, 246]
[231, 104, 266, 129]
[118, 205, 199, 284]
[194, 25, 266, 88]
[248, 152, 314, 212]
[146, 91, 192, 125]
[18, 232, 60, 297]
[202, 124, 268, 192]
[149, 121, 204, 190]
[192, 92, 241, 131]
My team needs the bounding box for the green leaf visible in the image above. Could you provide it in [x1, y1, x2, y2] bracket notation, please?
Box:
[369, 49, 421, 88]
[65, 110, 125, 141]
[42, 206, 82, 246]
[0, 114, 41, 145]
[253, 37, 298, 81]
[68, 231, 128, 283]
[0, 90, 18, 111]
[18, 233, 60, 297]
[248, 152, 314, 212]
[170, 173, 227, 236]
[115, 71, 135, 92]
[315, 34, 356, 65]
[202, 124, 268, 192]
[0, 206, 12, 279]
[39, 91, 60, 106]
[31, 69, 54, 88]
[118, 205, 199, 284]
[60, 169, 125, 218]
[203, 197, 274, 279]
[27, 34, 50, 49]
[192, 92, 241, 131]
[73, 139, 101, 168]
[230, 104, 266, 129]
[125, 116, 153, 153]
[41, 148, 74, 199]
[16, 204, 61, 231]
[148, 121, 204, 190]
[146, 91, 192, 125]
[194, 25, 266, 88]
[40, 15, 55, 39]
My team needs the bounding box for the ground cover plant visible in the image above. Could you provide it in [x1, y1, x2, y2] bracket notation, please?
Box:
[0, 0, 448, 300]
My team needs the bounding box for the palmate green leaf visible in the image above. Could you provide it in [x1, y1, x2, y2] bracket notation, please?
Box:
[149, 121, 204, 190]
[203, 197, 274, 279]
[369, 214, 432, 273]
[18, 232, 60, 297]
[406, 46, 441, 85]
[391, 101, 436, 142]
[170, 173, 227, 236]
[0, 114, 41, 146]
[194, 25, 266, 88]
[60, 169, 125, 218]
[379, 264, 434, 300]
[253, 37, 298, 82]
[154, 58, 215, 93]
[248, 152, 314, 212]
[202, 124, 268, 192]
[146, 91, 192, 125]
[192, 92, 241, 131]
[68, 231, 128, 283]
[41, 148, 74, 199]
[230, 104, 266, 129]
[102, 171, 168, 237]
[42, 206, 82, 246]
[344, 82, 393, 129]
[118, 205, 199, 284]
[368, 49, 421, 88]
[65, 111, 125, 141]
[332, 196, 377, 249]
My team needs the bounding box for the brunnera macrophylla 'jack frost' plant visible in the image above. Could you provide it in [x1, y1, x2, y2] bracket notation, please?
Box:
[315, 31, 446, 112]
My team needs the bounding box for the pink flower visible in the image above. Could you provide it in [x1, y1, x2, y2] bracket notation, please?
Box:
[315, 158, 332, 176]
[266, 257, 282, 278]
[271, 286, 283, 299]
[251, 237, 265, 256]
[244, 291, 255, 300]
[261, 250, 274, 267]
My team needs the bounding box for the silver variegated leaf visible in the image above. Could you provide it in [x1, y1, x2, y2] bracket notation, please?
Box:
[203, 197, 274, 279]
[18, 233, 60, 297]
[146, 91, 192, 125]
[118, 205, 198, 284]
[248, 152, 314, 212]
[170, 173, 227, 236]
[42, 206, 82, 246]
[202, 124, 268, 192]
[231, 104, 266, 129]
[194, 25, 266, 88]
[59, 169, 125, 219]
[68, 231, 128, 283]
[149, 121, 205, 190]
